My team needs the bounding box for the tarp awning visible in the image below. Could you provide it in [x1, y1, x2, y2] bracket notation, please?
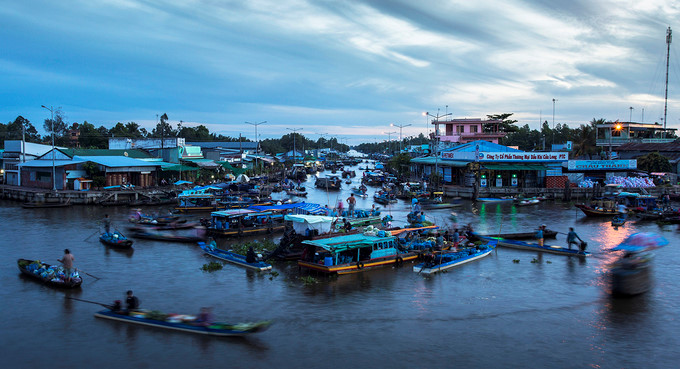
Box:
[482, 164, 549, 171]
[284, 214, 335, 235]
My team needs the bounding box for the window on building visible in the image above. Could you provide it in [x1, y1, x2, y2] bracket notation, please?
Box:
[456, 125, 464, 133]
[471, 125, 478, 133]
[446, 124, 453, 136]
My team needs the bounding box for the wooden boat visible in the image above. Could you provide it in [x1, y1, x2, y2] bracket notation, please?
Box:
[315, 176, 342, 190]
[477, 236, 590, 257]
[472, 229, 557, 240]
[17, 259, 82, 288]
[286, 189, 307, 197]
[174, 189, 219, 212]
[94, 309, 271, 337]
[477, 197, 514, 203]
[351, 187, 369, 198]
[22, 200, 72, 208]
[373, 193, 397, 205]
[205, 209, 285, 238]
[130, 227, 205, 243]
[516, 198, 540, 206]
[611, 216, 626, 227]
[198, 242, 272, 271]
[574, 204, 622, 217]
[413, 241, 496, 274]
[298, 232, 421, 275]
[99, 232, 134, 248]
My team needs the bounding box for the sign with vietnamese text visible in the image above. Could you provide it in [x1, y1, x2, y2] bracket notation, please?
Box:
[441, 151, 567, 162]
[567, 160, 637, 171]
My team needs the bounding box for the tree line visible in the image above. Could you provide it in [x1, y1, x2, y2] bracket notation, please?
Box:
[0, 113, 350, 155]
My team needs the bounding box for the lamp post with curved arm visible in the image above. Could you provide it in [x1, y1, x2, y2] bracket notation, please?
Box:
[391, 123, 412, 153]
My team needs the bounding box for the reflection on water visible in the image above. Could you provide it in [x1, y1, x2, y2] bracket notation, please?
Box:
[3, 170, 680, 368]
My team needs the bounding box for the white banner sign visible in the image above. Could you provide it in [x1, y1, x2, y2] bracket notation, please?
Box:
[442, 151, 567, 162]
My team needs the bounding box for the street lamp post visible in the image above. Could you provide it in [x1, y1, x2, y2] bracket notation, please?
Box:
[287, 128, 303, 164]
[246, 121, 266, 174]
[391, 123, 412, 153]
[41, 105, 56, 191]
[425, 111, 452, 137]
[552, 98, 557, 146]
[609, 122, 622, 159]
[629, 107, 634, 122]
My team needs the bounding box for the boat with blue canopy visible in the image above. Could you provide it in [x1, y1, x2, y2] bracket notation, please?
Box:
[298, 226, 437, 275]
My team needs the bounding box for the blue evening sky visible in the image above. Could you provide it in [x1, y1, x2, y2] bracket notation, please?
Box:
[1, 0, 678, 144]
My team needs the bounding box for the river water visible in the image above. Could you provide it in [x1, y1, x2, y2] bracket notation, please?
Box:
[2, 167, 679, 368]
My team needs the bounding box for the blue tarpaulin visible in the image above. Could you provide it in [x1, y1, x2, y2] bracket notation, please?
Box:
[248, 202, 326, 215]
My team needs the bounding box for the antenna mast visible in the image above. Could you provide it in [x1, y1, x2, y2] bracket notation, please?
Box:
[663, 27, 672, 136]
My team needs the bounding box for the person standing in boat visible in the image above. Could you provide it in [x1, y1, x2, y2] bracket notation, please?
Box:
[126, 290, 140, 312]
[452, 229, 460, 249]
[346, 194, 356, 218]
[103, 214, 111, 234]
[566, 228, 583, 250]
[536, 225, 545, 247]
[58, 249, 75, 282]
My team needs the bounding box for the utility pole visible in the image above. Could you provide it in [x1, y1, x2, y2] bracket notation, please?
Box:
[41, 105, 56, 191]
[663, 26, 672, 137]
[287, 128, 303, 164]
[246, 121, 266, 174]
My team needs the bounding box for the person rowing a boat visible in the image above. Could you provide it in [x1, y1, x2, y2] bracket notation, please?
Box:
[58, 249, 75, 282]
[103, 214, 111, 234]
[195, 307, 215, 327]
[566, 228, 583, 250]
[126, 290, 140, 312]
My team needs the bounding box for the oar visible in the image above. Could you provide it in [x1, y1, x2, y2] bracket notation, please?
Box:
[66, 296, 113, 309]
[84, 228, 101, 242]
[79, 270, 101, 280]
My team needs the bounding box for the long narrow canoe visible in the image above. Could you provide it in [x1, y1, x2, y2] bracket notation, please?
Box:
[472, 230, 557, 240]
[94, 309, 271, 337]
[477, 197, 514, 203]
[574, 204, 622, 217]
[413, 242, 496, 274]
[478, 236, 590, 257]
[198, 242, 272, 271]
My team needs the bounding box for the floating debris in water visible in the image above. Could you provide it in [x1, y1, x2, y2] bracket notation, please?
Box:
[513, 259, 520, 263]
[201, 261, 224, 272]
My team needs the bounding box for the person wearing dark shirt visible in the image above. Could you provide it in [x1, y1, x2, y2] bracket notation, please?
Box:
[126, 290, 140, 311]
[246, 246, 257, 264]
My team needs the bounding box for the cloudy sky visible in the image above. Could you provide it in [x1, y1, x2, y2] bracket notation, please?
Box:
[2, 0, 679, 144]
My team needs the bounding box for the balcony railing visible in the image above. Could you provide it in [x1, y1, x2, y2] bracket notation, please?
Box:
[596, 137, 676, 146]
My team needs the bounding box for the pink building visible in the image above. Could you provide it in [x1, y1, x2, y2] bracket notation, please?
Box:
[433, 118, 506, 144]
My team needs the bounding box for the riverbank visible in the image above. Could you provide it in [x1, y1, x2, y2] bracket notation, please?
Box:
[0, 184, 177, 205]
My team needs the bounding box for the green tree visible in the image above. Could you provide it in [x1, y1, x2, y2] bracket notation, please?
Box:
[150, 113, 176, 138]
[387, 153, 411, 179]
[78, 121, 108, 148]
[637, 152, 672, 173]
[486, 113, 519, 134]
[42, 107, 68, 141]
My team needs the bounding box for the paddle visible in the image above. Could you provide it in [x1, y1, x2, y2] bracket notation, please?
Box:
[66, 296, 113, 309]
[84, 228, 101, 242]
[80, 270, 101, 280]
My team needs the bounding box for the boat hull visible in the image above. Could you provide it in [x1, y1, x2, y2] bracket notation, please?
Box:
[481, 237, 590, 257]
[611, 264, 652, 296]
[413, 248, 493, 274]
[298, 253, 418, 275]
[94, 310, 270, 337]
[199, 243, 272, 271]
[17, 259, 82, 288]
